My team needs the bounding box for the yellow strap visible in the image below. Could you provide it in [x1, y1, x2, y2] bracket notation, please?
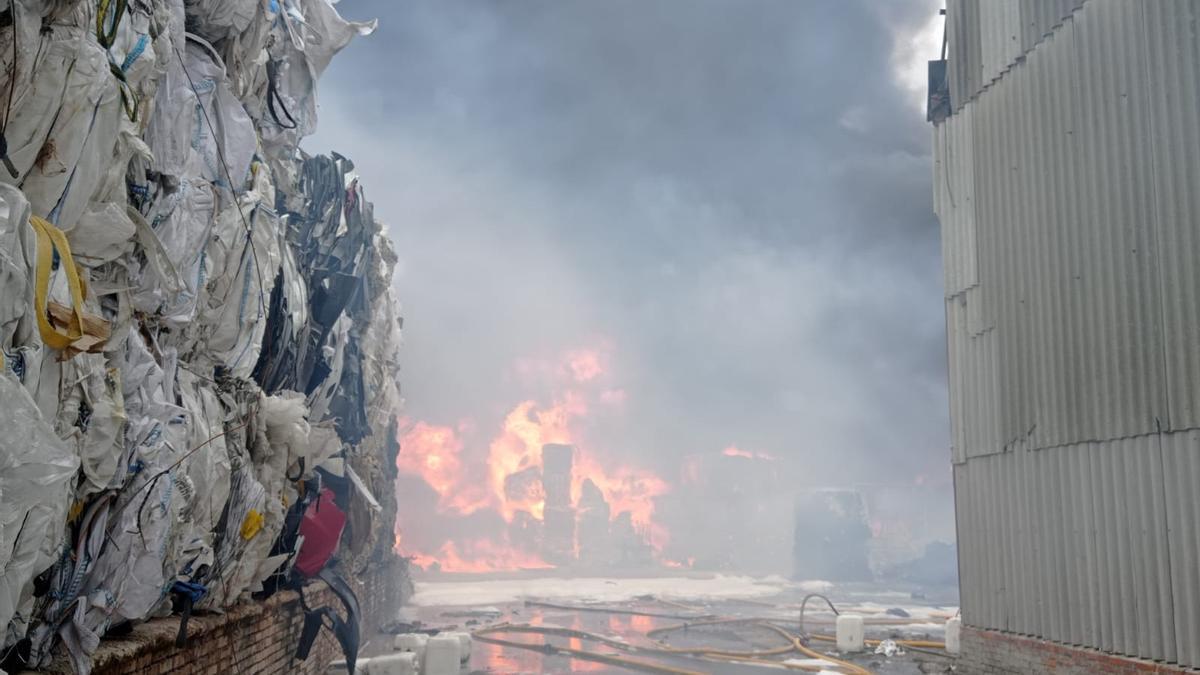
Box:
[30, 215, 88, 351]
[240, 509, 264, 540]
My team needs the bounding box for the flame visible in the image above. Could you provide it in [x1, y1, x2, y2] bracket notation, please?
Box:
[630, 615, 654, 633]
[396, 344, 676, 572]
[410, 539, 553, 573]
[564, 349, 605, 383]
[722, 445, 778, 461]
[487, 395, 584, 520]
[573, 454, 667, 527]
[397, 420, 490, 514]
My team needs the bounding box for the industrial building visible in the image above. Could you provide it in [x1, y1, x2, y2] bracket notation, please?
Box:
[932, 0, 1200, 672]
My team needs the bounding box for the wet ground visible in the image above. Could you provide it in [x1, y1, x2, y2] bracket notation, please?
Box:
[360, 575, 960, 674]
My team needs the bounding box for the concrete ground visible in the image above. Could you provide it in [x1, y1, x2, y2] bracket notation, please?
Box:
[358, 575, 960, 674]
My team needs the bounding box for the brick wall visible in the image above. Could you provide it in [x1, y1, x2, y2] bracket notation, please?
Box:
[959, 625, 1198, 675]
[33, 559, 408, 675]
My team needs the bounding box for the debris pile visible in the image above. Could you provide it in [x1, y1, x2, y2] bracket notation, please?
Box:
[0, 1, 402, 672]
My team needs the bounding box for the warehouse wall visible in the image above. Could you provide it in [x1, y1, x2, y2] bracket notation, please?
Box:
[958, 626, 1197, 675]
[934, 0, 1200, 669]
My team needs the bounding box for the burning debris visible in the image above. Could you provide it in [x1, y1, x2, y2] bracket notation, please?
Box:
[394, 347, 670, 572]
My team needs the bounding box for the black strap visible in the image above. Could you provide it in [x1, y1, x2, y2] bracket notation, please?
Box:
[294, 607, 327, 660]
[174, 595, 194, 648]
[266, 60, 297, 130]
[286, 456, 306, 482]
[293, 572, 361, 674]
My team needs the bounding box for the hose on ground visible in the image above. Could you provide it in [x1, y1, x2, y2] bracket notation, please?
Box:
[472, 626, 705, 675]
[476, 595, 950, 674]
[799, 592, 839, 639]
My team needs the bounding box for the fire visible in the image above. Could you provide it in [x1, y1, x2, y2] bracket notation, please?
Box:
[564, 349, 605, 383]
[395, 344, 676, 572]
[409, 539, 553, 574]
[722, 445, 777, 461]
[397, 419, 490, 514]
[487, 395, 584, 520]
[574, 452, 668, 541]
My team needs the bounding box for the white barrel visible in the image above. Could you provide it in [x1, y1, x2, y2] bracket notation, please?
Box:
[945, 616, 962, 655]
[424, 634, 462, 675]
[366, 652, 417, 675]
[835, 614, 865, 652]
[392, 632, 428, 659]
[442, 631, 473, 663]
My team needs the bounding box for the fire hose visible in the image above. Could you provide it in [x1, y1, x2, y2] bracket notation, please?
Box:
[472, 624, 706, 675]
[473, 595, 951, 674]
[473, 620, 869, 673]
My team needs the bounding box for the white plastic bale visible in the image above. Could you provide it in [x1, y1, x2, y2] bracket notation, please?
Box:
[118, 329, 185, 473]
[258, 0, 375, 183]
[0, 3, 47, 161]
[218, 0, 278, 106]
[60, 333, 189, 647]
[16, 20, 121, 234]
[199, 464, 268, 609]
[190, 167, 281, 378]
[136, 33, 256, 328]
[0, 16, 91, 182]
[183, 0, 259, 44]
[25, 492, 113, 668]
[68, 2, 164, 267]
[53, 355, 126, 497]
[0, 374, 80, 650]
[60, 471, 185, 672]
[130, 178, 217, 324]
[176, 368, 231, 538]
[0, 184, 36, 349]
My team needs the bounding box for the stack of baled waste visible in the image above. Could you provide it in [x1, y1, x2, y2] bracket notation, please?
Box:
[0, 0, 403, 673]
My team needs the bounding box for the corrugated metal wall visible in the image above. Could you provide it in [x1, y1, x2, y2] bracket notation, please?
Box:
[935, 0, 1200, 668]
[947, 0, 1086, 111]
[954, 432, 1200, 667]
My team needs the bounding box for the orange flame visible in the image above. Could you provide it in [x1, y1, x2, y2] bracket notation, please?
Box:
[574, 452, 669, 547]
[487, 395, 584, 520]
[395, 345, 676, 572]
[397, 419, 490, 514]
[409, 539, 553, 573]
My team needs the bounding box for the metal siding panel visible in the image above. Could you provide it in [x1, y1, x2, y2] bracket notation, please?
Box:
[950, 0, 1086, 110]
[1020, 0, 1087, 53]
[1143, 0, 1200, 431]
[964, 0, 1168, 453]
[947, 0, 981, 111]
[1163, 432, 1200, 667]
[979, 0, 1021, 90]
[941, 0, 1200, 666]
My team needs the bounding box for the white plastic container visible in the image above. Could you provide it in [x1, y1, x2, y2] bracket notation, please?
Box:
[443, 631, 473, 664]
[835, 614, 865, 652]
[366, 652, 417, 675]
[392, 632, 428, 660]
[945, 616, 962, 655]
[424, 634, 462, 675]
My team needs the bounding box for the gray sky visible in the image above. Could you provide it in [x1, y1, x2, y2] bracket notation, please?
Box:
[308, 0, 949, 493]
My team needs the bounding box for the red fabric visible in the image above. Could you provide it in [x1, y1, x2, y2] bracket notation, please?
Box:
[295, 487, 346, 577]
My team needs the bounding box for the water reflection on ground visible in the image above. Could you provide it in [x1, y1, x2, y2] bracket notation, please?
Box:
[371, 576, 960, 674]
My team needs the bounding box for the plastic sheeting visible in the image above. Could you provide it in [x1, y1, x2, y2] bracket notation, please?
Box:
[0, 1, 401, 672]
[0, 375, 80, 648]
